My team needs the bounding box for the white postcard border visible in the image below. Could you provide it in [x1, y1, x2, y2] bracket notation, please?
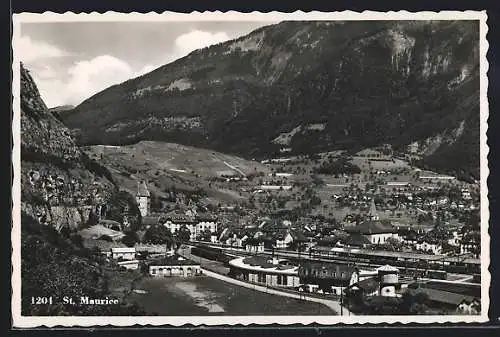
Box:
[11, 10, 490, 327]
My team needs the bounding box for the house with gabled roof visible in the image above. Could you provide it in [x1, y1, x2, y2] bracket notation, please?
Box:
[344, 199, 398, 245]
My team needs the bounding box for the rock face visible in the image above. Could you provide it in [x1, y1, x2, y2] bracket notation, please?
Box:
[20, 64, 116, 230]
[61, 21, 480, 179]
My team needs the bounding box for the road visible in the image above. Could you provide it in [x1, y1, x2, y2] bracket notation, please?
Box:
[201, 268, 354, 316]
[178, 246, 353, 316]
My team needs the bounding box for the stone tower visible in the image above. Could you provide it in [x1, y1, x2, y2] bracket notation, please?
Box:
[368, 198, 379, 221]
[136, 180, 150, 217]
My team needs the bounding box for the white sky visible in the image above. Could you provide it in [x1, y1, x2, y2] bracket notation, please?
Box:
[19, 21, 275, 108]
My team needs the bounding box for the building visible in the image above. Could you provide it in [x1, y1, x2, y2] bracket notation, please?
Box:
[111, 247, 136, 260]
[141, 214, 164, 228]
[298, 262, 359, 295]
[245, 238, 265, 253]
[136, 181, 150, 217]
[346, 265, 401, 299]
[228, 256, 300, 288]
[344, 199, 398, 245]
[406, 286, 480, 314]
[134, 243, 174, 256]
[148, 256, 201, 277]
[460, 231, 480, 257]
[162, 213, 218, 241]
[415, 240, 443, 255]
[457, 298, 481, 315]
[117, 259, 139, 270]
[376, 265, 400, 297]
[347, 277, 380, 297]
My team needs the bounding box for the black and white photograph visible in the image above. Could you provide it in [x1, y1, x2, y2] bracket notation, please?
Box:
[11, 10, 490, 327]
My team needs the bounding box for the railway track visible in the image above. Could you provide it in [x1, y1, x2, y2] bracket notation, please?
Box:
[191, 242, 478, 280]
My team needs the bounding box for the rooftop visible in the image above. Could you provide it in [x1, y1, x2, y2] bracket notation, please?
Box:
[349, 277, 379, 293]
[149, 256, 200, 267]
[229, 256, 299, 275]
[142, 216, 162, 226]
[406, 288, 478, 307]
[343, 233, 371, 246]
[111, 247, 136, 253]
[298, 262, 358, 280]
[137, 181, 150, 197]
[345, 219, 395, 235]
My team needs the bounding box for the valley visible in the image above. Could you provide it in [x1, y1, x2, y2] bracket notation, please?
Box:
[17, 16, 484, 319]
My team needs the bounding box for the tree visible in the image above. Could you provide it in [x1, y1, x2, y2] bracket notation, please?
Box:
[150, 192, 163, 211]
[400, 291, 429, 314]
[143, 225, 174, 247]
[382, 237, 403, 251]
[175, 225, 192, 243]
[106, 190, 142, 230]
[86, 210, 99, 228]
[122, 231, 140, 247]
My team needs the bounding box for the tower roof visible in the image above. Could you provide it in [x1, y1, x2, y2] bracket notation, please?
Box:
[368, 198, 378, 217]
[137, 181, 150, 197]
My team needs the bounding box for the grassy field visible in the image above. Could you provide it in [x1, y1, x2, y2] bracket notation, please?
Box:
[128, 276, 336, 316]
[84, 141, 271, 204]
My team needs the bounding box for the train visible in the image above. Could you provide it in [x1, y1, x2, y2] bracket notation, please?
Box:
[190, 246, 233, 266]
[190, 241, 480, 277]
[309, 247, 480, 275]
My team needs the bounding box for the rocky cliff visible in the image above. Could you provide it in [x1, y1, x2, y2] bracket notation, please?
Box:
[20, 64, 146, 316]
[61, 20, 480, 179]
[21, 63, 120, 230]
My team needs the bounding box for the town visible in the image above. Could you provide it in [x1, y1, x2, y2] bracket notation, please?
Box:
[26, 145, 482, 316]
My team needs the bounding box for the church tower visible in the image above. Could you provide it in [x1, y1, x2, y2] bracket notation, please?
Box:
[368, 198, 379, 221]
[136, 180, 150, 217]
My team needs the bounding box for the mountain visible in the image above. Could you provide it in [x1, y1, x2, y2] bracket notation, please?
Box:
[20, 63, 145, 315]
[49, 104, 75, 112]
[21, 64, 129, 230]
[61, 20, 480, 180]
[49, 104, 75, 121]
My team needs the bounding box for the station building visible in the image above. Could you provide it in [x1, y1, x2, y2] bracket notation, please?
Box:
[148, 256, 201, 277]
[298, 262, 360, 295]
[228, 256, 301, 288]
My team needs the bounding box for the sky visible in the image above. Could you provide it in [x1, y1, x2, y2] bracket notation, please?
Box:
[18, 21, 275, 108]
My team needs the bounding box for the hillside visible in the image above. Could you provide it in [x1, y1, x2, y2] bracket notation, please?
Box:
[20, 64, 144, 315]
[61, 20, 480, 180]
[84, 141, 272, 205]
